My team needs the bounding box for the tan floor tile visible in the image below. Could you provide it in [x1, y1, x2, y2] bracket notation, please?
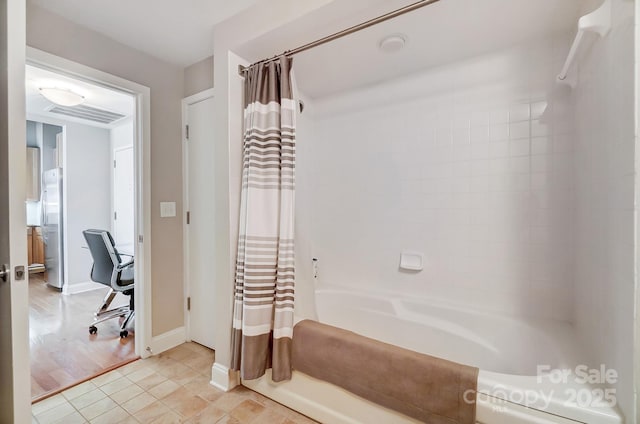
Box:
[136, 372, 168, 391]
[210, 391, 247, 413]
[139, 355, 161, 365]
[89, 406, 130, 424]
[229, 399, 265, 423]
[79, 397, 118, 421]
[35, 402, 76, 424]
[243, 390, 277, 408]
[156, 361, 193, 380]
[62, 381, 98, 401]
[182, 403, 225, 424]
[110, 383, 145, 405]
[127, 366, 157, 383]
[133, 400, 172, 422]
[148, 379, 181, 399]
[120, 392, 157, 415]
[69, 389, 108, 410]
[148, 410, 183, 424]
[92, 370, 124, 387]
[287, 414, 318, 424]
[183, 376, 223, 403]
[215, 416, 241, 424]
[171, 367, 201, 386]
[163, 344, 195, 361]
[35, 343, 317, 424]
[148, 357, 181, 374]
[117, 416, 141, 424]
[101, 377, 134, 396]
[118, 360, 149, 376]
[52, 411, 87, 424]
[182, 354, 214, 374]
[32, 394, 68, 416]
[250, 408, 289, 424]
[182, 342, 214, 357]
[161, 387, 208, 419]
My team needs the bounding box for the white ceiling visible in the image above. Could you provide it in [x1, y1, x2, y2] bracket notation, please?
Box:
[28, 0, 261, 66]
[26, 64, 135, 128]
[240, 0, 585, 99]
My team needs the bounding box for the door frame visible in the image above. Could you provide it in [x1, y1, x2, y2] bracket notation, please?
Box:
[181, 88, 215, 342]
[26, 47, 153, 359]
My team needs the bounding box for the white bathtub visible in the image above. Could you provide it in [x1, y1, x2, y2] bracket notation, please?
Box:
[313, 286, 622, 424]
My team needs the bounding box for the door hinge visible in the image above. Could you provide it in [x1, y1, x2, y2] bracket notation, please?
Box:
[185, 125, 189, 140]
[138, 235, 143, 243]
[113, 160, 116, 168]
[187, 297, 191, 311]
[114, 211, 117, 220]
[186, 211, 190, 224]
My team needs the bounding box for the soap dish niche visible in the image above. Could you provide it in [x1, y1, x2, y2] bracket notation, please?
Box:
[399, 251, 423, 272]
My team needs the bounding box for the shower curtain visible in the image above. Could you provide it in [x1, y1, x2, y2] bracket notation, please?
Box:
[231, 56, 296, 382]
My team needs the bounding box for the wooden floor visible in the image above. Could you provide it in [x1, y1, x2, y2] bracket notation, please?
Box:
[30, 274, 137, 400]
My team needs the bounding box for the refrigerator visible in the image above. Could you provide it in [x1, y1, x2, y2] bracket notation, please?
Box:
[42, 168, 64, 289]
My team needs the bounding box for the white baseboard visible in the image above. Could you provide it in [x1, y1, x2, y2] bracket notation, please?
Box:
[149, 326, 186, 355]
[63, 281, 104, 295]
[210, 363, 239, 392]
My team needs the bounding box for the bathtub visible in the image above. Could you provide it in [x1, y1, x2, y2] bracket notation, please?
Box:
[242, 285, 623, 423]
[311, 286, 622, 424]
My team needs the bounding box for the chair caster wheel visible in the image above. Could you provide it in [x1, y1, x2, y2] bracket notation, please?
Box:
[89, 326, 98, 335]
[120, 330, 128, 338]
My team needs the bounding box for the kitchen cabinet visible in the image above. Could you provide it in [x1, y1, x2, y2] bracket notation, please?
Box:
[28, 226, 45, 273]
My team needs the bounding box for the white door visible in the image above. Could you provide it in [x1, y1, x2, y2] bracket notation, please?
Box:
[1, 0, 31, 422]
[113, 147, 134, 246]
[184, 92, 216, 349]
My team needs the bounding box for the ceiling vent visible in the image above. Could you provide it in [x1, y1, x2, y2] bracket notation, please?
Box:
[48, 104, 126, 125]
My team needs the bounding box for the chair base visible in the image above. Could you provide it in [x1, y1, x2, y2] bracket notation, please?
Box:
[89, 288, 135, 338]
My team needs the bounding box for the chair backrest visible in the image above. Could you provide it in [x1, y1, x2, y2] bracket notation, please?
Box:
[83, 229, 121, 286]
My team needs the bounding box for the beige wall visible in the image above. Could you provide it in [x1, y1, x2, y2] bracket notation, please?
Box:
[26, 3, 185, 336]
[184, 56, 213, 97]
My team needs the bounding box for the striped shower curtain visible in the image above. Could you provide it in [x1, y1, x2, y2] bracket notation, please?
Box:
[231, 57, 296, 382]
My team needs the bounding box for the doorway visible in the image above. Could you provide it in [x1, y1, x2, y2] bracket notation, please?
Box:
[25, 48, 152, 401]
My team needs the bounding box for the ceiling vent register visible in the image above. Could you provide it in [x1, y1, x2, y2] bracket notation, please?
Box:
[48, 104, 126, 124]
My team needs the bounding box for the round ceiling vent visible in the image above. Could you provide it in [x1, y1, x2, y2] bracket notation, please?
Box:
[378, 34, 408, 53]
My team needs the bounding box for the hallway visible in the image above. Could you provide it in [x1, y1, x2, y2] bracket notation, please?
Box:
[30, 274, 136, 400]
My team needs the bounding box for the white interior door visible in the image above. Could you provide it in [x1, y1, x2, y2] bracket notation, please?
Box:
[113, 146, 134, 246]
[184, 92, 216, 349]
[0, 0, 30, 421]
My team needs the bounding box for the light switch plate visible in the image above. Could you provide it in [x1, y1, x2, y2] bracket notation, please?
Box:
[160, 202, 176, 218]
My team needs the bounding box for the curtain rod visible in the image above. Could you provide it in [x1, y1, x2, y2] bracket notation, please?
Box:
[238, 0, 441, 76]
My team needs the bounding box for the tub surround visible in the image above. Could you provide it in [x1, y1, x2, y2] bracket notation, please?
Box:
[295, 33, 577, 324]
[292, 319, 478, 424]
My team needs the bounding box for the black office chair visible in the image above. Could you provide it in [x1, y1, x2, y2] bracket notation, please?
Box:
[83, 229, 135, 338]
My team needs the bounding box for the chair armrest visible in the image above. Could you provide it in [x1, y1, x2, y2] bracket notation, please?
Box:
[117, 258, 134, 270]
[111, 260, 135, 291]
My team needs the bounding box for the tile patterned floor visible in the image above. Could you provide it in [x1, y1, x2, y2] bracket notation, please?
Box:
[32, 342, 318, 424]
